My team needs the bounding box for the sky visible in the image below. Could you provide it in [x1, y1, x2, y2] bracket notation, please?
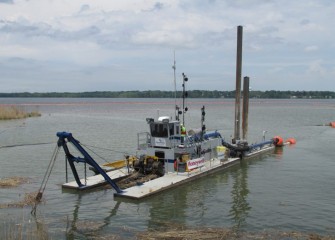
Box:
[0, 0, 334, 93]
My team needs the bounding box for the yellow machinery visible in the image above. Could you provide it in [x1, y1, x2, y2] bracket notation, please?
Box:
[133, 155, 164, 176]
[102, 156, 137, 169]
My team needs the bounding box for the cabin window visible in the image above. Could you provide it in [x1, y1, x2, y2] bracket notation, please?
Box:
[150, 123, 169, 138]
[169, 123, 174, 136]
[175, 125, 180, 135]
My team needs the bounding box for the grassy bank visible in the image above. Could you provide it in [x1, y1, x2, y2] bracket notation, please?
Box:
[0, 106, 41, 120]
[2, 223, 335, 239]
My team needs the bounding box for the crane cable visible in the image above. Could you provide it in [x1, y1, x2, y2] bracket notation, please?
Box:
[31, 144, 60, 215]
[81, 143, 134, 163]
[0, 142, 54, 149]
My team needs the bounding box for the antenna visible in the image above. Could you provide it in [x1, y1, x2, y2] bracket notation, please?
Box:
[172, 51, 177, 120]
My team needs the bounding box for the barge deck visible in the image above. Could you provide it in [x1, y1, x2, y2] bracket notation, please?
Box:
[114, 157, 240, 200]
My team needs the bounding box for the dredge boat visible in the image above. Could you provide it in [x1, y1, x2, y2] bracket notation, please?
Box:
[37, 26, 296, 203]
[58, 117, 282, 200]
[57, 74, 288, 200]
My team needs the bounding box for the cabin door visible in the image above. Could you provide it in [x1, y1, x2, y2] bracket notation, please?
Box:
[155, 151, 165, 161]
[155, 151, 166, 173]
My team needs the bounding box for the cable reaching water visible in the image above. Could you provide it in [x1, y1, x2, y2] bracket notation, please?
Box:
[31, 144, 60, 215]
[30, 139, 134, 215]
[0, 142, 54, 149]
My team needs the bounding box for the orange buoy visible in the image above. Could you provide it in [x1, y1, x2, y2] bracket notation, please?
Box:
[285, 138, 296, 145]
[330, 122, 335, 128]
[273, 136, 283, 147]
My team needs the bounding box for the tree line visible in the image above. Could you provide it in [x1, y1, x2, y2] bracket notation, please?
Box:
[0, 90, 334, 99]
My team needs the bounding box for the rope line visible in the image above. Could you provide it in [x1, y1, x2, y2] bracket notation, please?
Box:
[81, 143, 135, 163]
[81, 143, 110, 163]
[82, 143, 134, 155]
[31, 144, 60, 215]
[0, 142, 55, 149]
[41, 145, 60, 194]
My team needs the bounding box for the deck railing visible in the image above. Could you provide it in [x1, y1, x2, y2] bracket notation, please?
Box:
[137, 132, 151, 150]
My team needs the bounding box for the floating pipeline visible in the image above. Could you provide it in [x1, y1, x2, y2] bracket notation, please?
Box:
[222, 136, 297, 158]
[273, 136, 297, 147]
[222, 138, 275, 152]
[222, 139, 274, 158]
[195, 131, 297, 157]
[316, 122, 335, 127]
[273, 136, 283, 146]
[285, 138, 296, 145]
[222, 140, 250, 152]
[249, 140, 274, 149]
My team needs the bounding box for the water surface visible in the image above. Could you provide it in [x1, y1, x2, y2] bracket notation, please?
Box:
[1, 98, 334, 238]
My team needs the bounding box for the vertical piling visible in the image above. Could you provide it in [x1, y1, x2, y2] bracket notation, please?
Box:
[234, 25, 243, 141]
[242, 76, 250, 140]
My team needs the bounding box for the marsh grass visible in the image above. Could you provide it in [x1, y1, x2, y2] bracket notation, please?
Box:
[137, 226, 335, 240]
[1, 218, 49, 240]
[0, 177, 41, 209]
[0, 105, 41, 120]
[0, 176, 29, 188]
[0, 192, 41, 209]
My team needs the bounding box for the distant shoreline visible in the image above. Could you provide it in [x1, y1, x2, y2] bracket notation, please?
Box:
[0, 90, 334, 99]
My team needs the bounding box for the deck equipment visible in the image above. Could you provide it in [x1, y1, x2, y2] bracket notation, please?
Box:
[56, 132, 123, 193]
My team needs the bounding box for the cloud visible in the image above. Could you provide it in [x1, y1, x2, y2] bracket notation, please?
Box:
[0, 0, 334, 92]
[0, 0, 13, 4]
[79, 4, 90, 13]
[0, 19, 100, 41]
[304, 45, 319, 52]
[307, 60, 326, 76]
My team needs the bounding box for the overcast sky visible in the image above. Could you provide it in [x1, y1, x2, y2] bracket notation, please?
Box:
[0, 0, 334, 93]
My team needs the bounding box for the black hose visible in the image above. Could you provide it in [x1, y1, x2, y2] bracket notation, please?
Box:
[222, 140, 250, 152]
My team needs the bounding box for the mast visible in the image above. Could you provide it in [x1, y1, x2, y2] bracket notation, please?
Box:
[182, 73, 188, 125]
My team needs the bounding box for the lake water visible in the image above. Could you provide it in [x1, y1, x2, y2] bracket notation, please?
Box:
[0, 98, 334, 239]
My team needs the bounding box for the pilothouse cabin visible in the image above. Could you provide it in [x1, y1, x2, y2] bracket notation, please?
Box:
[138, 115, 223, 174]
[137, 116, 182, 172]
[148, 116, 181, 148]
